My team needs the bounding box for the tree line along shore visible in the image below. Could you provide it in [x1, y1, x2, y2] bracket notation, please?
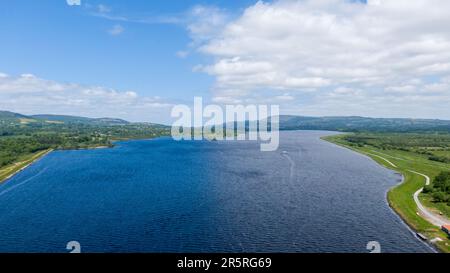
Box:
[0, 111, 171, 184]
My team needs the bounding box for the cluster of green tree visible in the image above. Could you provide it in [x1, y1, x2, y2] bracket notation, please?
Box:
[423, 172, 450, 205]
[428, 155, 450, 164]
[342, 133, 450, 151]
[0, 131, 118, 167]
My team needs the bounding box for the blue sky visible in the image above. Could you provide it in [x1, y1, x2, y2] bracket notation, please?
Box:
[0, 0, 254, 101]
[1, 0, 450, 122]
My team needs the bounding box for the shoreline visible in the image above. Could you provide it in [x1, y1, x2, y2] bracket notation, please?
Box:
[387, 173, 438, 253]
[387, 171, 449, 253]
[58, 145, 113, 151]
[322, 135, 449, 253]
[0, 149, 53, 184]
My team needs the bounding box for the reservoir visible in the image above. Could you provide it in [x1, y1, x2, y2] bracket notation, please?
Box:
[0, 131, 432, 252]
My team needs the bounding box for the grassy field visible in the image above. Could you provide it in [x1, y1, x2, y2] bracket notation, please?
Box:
[323, 134, 450, 253]
[0, 149, 52, 184]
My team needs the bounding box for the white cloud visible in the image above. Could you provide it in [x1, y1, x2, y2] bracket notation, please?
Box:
[385, 85, 417, 93]
[275, 93, 295, 101]
[212, 96, 243, 104]
[176, 50, 189, 59]
[66, 0, 81, 6]
[0, 73, 69, 93]
[423, 82, 450, 93]
[98, 4, 111, 14]
[108, 24, 124, 36]
[331, 87, 362, 97]
[186, 5, 231, 45]
[172, 6, 231, 59]
[193, 0, 450, 118]
[0, 73, 173, 122]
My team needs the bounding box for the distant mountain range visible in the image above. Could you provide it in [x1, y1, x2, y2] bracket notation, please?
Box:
[31, 114, 130, 125]
[0, 110, 29, 120]
[0, 111, 130, 126]
[1, 110, 450, 132]
[276, 115, 450, 132]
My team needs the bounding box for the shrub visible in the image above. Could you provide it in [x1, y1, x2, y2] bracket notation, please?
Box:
[432, 192, 447, 202]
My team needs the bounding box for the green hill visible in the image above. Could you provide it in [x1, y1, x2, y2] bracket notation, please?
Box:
[0, 111, 40, 126]
[0, 111, 132, 127]
[0, 111, 29, 119]
[31, 114, 130, 126]
[276, 115, 450, 132]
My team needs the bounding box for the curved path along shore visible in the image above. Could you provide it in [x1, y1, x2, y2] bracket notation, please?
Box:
[408, 170, 450, 227]
[365, 152, 449, 228]
[366, 152, 398, 168]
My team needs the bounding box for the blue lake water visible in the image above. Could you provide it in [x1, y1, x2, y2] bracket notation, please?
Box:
[0, 131, 432, 253]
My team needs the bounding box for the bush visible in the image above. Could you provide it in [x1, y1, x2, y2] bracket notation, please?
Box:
[429, 156, 450, 163]
[433, 172, 450, 194]
[423, 185, 433, 194]
[427, 171, 450, 203]
[432, 192, 448, 203]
